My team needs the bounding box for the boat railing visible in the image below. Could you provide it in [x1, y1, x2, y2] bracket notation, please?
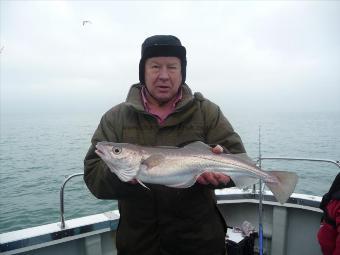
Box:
[253, 157, 340, 193]
[258, 157, 340, 168]
[59, 172, 84, 229]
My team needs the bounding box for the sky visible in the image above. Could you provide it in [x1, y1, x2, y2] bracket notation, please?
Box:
[1, 0, 340, 116]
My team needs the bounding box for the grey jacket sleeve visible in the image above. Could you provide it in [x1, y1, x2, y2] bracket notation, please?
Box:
[201, 99, 246, 154]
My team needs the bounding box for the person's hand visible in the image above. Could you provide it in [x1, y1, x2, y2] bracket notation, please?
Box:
[196, 145, 231, 186]
[128, 179, 138, 184]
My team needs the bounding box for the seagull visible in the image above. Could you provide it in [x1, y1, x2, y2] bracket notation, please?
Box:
[82, 20, 92, 26]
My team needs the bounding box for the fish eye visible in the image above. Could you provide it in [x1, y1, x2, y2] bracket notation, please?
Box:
[112, 147, 122, 155]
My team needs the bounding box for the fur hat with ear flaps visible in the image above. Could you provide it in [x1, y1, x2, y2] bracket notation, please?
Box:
[139, 35, 187, 85]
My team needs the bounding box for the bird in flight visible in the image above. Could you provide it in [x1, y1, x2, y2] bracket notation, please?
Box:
[82, 20, 92, 26]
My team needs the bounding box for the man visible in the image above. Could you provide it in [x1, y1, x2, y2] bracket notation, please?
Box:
[84, 35, 246, 255]
[317, 173, 340, 255]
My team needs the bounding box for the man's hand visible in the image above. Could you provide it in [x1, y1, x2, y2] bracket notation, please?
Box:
[196, 145, 231, 186]
[128, 179, 138, 184]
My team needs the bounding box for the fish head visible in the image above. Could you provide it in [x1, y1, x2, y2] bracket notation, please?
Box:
[95, 142, 143, 182]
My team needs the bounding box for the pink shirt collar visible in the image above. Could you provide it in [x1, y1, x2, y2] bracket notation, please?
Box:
[141, 86, 182, 124]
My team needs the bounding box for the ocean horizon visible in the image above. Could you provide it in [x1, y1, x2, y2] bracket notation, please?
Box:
[1, 110, 339, 234]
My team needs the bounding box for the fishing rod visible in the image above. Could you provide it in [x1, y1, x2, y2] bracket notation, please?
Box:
[258, 126, 264, 255]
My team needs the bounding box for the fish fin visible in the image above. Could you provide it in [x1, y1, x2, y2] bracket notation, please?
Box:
[142, 154, 165, 169]
[265, 171, 298, 204]
[183, 141, 211, 153]
[137, 179, 150, 190]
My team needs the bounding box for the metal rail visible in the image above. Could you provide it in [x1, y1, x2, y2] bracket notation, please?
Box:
[259, 157, 340, 168]
[59, 172, 84, 229]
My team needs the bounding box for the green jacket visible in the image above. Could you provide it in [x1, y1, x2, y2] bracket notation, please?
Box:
[84, 83, 245, 255]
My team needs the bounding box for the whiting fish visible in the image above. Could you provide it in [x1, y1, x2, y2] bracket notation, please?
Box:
[95, 141, 298, 204]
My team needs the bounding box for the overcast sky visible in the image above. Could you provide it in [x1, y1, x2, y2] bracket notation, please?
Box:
[1, 0, 339, 116]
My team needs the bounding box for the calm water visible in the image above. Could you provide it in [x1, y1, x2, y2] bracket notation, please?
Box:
[0, 111, 339, 234]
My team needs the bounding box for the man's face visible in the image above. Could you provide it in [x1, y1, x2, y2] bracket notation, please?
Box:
[144, 56, 182, 104]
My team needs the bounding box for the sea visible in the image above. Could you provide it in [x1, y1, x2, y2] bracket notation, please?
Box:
[0, 111, 339, 234]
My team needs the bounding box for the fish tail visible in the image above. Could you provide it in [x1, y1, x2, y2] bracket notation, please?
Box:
[265, 171, 298, 204]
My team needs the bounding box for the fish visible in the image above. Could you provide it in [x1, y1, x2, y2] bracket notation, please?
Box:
[95, 141, 298, 204]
